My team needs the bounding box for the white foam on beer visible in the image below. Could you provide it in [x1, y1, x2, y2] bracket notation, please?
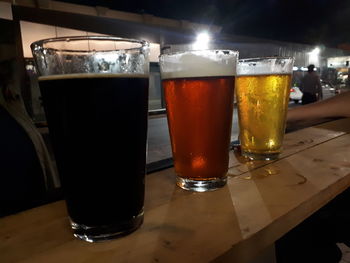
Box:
[160, 51, 237, 79]
[237, 58, 294, 76]
[38, 73, 148, 81]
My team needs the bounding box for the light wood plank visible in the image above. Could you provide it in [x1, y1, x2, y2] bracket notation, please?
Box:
[228, 118, 350, 176]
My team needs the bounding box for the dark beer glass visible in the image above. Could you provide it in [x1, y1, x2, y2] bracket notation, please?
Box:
[160, 50, 238, 192]
[31, 36, 149, 242]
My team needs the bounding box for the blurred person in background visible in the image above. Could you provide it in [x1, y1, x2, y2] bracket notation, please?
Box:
[300, 64, 323, 104]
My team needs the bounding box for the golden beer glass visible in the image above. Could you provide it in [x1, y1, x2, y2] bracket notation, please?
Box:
[160, 50, 238, 192]
[236, 57, 294, 160]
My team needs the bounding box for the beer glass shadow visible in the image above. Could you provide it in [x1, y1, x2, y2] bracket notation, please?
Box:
[226, 159, 316, 250]
[227, 147, 275, 177]
[242, 160, 316, 219]
[150, 186, 242, 262]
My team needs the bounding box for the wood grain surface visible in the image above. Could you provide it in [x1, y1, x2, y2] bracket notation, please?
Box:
[1, 118, 350, 263]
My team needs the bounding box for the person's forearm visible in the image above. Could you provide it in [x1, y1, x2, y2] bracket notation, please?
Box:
[288, 91, 350, 122]
[287, 102, 326, 122]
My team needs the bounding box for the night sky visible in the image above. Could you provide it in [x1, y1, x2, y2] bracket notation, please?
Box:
[61, 0, 350, 48]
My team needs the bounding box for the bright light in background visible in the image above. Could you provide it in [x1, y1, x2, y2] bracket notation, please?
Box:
[293, 66, 298, 71]
[192, 31, 211, 50]
[308, 46, 321, 66]
[196, 32, 210, 43]
[310, 47, 320, 55]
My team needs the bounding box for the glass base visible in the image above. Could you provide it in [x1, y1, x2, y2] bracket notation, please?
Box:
[176, 176, 227, 192]
[70, 210, 144, 243]
[242, 150, 280, 161]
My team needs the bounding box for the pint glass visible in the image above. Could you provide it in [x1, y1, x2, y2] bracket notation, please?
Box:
[236, 57, 294, 160]
[31, 36, 149, 242]
[160, 50, 238, 192]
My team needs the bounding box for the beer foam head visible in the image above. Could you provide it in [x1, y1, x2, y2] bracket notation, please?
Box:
[160, 50, 238, 79]
[237, 57, 294, 76]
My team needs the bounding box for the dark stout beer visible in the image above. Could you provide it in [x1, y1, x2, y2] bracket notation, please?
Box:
[39, 73, 148, 230]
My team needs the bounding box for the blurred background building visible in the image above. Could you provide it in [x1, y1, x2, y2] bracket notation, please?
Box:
[1, 0, 349, 121]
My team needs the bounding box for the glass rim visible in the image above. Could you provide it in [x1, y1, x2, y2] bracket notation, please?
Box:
[160, 49, 239, 58]
[30, 35, 149, 53]
[238, 56, 294, 62]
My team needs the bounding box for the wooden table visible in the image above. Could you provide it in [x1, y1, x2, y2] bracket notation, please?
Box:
[2, 118, 350, 263]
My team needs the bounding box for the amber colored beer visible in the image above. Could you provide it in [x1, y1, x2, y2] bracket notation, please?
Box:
[236, 74, 292, 158]
[163, 76, 235, 180]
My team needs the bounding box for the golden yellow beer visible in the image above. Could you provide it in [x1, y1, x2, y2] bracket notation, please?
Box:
[236, 74, 292, 159]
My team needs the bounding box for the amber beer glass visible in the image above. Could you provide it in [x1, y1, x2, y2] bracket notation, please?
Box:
[31, 36, 149, 242]
[160, 50, 238, 192]
[236, 57, 294, 160]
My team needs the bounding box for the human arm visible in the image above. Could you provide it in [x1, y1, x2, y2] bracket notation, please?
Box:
[287, 91, 350, 122]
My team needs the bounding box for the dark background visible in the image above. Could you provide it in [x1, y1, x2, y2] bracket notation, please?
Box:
[59, 0, 350, 48]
